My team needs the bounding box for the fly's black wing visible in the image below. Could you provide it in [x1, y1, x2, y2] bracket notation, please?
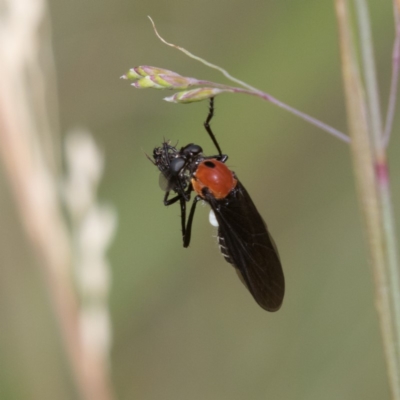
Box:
[205, 180, 285, 311]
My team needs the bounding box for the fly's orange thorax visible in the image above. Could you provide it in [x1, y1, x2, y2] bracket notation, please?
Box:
[191, 160, 237, 199]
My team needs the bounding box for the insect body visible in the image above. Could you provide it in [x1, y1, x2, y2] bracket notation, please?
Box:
[149, 98, 285, 311]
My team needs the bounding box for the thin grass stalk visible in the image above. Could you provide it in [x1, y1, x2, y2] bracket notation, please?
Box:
[383, 4, 400, 146]
[147, 17, 350, 143]
[335, 0, 400, 398]
[355, 0, 400, 372]
[354, 0, 384, 142]
[0, 60, 88, 400]
[0, 1, 115, 399]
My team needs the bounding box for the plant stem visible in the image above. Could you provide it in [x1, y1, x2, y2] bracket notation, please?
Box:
[355, 0, 384, 144]
[149, 16, 350, 143]
[195, 80, 350, 142]
[335, 0, 400, 398]
[355, 0, 400, 372]
[0, 1, 116, 399]
[383, 5, 400, 147]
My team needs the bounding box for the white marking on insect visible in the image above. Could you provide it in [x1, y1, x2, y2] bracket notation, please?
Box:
[209, 210, 218, 227]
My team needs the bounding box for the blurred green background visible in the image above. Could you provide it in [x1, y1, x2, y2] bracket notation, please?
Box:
[1, 0, 399, 399]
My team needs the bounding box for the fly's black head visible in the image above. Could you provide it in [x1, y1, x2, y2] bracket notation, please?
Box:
[180, 143, 203, 158]
[152, 142, 204, 179]
[169, 157, 186, 176]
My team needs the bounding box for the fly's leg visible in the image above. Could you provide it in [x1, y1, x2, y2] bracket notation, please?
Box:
[163, 183, 192, 206]
[183, 196, 201, 248]
[179, 196, 186, 240]
[163, 191, 181, 206]
[204, 97, 224, 157]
